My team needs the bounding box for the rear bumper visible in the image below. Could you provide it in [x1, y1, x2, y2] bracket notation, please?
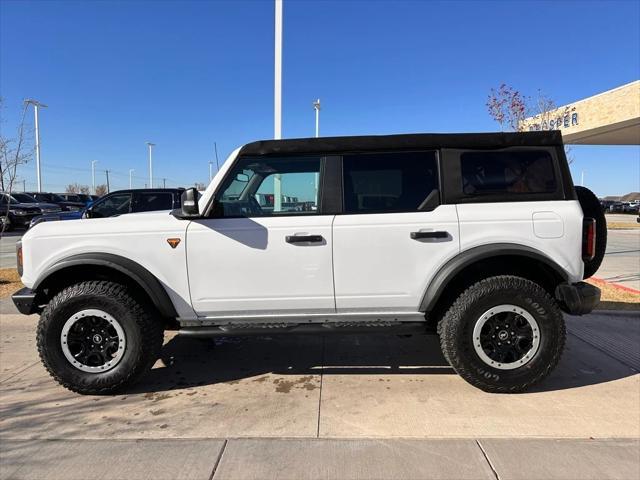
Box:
[555, 282, 600, 316]
[11, 287, 39, 315]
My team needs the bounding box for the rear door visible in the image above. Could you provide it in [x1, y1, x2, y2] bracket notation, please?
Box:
[332, 151, 460, 312]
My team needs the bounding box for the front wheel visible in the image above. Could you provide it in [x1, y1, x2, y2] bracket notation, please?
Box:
[37, 281, 164, 395]
[438, 275, 565, 393]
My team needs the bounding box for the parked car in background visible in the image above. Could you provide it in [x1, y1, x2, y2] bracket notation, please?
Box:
[0, 193, 43, 230]
[26, 192, 85, 212]
[57, 193, 95, 206]
[30, 188, 184, 228]
[622, 201, 639, 213]
[609, 202, 624, 213]
[600, 199, 614, 211]
[9, 193, 62, 215]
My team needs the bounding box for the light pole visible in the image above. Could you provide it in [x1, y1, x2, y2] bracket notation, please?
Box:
[91, 160, 98, 194]
[313, 99, 320, 137]
[146, 142, 155, 189]
[273, 0, 283, 212]
[105, 170, 111, 194]
[129, 169, 135, 189]
[24, 99, 47, 192]
[313, 99, 320, 202]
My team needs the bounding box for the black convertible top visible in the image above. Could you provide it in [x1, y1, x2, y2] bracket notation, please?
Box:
[239, 131, 563, 156]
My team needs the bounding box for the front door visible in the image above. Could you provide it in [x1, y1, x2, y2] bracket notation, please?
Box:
[186, 154, 335, 318]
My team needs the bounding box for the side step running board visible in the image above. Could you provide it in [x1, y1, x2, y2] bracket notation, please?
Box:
[178, 322, 428, 337]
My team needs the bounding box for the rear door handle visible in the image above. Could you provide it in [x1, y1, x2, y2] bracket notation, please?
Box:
[410, 231, 449, 240]
[286, 234, 324, 244]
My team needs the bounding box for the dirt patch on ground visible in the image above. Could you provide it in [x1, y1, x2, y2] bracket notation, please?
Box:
[587, 278, 640, 311]
[0, 268, 22, 299]
[607, 222, 640, 230]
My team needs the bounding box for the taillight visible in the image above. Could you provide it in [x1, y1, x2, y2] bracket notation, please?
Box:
[582, 218, 596, 261]
[16, 242, 23, 276]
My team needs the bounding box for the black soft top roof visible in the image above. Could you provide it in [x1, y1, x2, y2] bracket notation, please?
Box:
[239, 131, 563, 156]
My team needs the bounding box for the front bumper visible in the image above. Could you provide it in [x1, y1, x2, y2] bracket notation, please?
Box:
[11, 287, 39, 315]
[555, 282, 600, 316]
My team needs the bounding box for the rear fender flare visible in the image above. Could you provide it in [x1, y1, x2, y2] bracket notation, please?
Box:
[419, 243, 569, 312]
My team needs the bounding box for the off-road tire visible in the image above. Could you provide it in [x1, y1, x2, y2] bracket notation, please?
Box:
[575, 186, 607, 279]
[438, 275, 565, 393]
[37, 281, 164, 395]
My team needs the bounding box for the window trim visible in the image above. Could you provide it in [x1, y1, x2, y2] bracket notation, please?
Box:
[440, 146, 566, 204]
[339, 149, 441, 215]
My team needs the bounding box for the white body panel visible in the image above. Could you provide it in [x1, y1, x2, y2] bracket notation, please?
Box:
[20, 211, 196, 318]
[186, 215, 335, 317]
[332, 206, 460, 312]
[456, 200, 584, 283]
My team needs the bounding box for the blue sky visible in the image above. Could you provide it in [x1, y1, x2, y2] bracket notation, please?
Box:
[1, 0, 639, 196]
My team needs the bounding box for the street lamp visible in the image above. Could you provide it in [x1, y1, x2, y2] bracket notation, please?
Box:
[129, 169, 135, 189]
[273, 0, 283, 212]
[313, 99, 320, 137]
[91, 160, 98, 194]
[24, 99, 47, 192]
[146, 142, 155, 189]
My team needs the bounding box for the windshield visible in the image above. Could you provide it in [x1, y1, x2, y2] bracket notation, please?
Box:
[11, 193, 37, 203]
[1, 194, 20, 205]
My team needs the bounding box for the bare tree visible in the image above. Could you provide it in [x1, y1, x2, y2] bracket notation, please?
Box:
[1, 98, 33, 235]
[487, 85, 575, 163]
[95, 184, 108, 196]
[486, 84, 528, 132]
[65, 183, 91, 194]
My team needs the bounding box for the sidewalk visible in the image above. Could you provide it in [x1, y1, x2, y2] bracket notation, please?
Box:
[2, 437, 638, 480]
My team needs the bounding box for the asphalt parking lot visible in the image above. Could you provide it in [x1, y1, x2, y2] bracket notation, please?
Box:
[1, 296, 638, 479]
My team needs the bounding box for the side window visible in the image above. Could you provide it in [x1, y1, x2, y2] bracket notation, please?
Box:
[342, 151, 439, 213]
[134, 192, 173, 212]
[461, 150, 556, 195]
[215, 156, 321, 217]
[90, 194, 132, 218]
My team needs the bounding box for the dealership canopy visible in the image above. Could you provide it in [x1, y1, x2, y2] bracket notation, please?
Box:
[521, 80, 640, 145]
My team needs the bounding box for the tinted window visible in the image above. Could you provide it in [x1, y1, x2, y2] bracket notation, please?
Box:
[461, 150, 556, 195]
[11, 193, 37, 203]
[91, 193, 132, 218]
[215, 156, 321, 217]
[134, 192, 173, 212]
[342, 152, 438, 213]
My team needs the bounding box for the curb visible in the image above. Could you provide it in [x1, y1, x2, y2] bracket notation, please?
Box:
[589, 276, 640, 295]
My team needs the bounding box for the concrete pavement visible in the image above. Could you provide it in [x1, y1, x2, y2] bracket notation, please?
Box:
[1, 297, 639, 479]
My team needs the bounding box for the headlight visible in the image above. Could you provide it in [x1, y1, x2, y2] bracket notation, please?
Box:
[13, 209, 27, 215]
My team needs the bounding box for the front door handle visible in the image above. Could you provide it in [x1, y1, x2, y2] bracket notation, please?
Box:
[286, 234, 324, 244]
[410, 231, 449, 240]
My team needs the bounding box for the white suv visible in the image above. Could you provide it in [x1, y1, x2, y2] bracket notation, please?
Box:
[12, 132, 605, 394]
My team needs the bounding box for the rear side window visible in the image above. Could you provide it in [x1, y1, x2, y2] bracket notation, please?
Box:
[461, 150, 556, 195]
[134, 192, 174, 212]
[342, 151, 438, 213]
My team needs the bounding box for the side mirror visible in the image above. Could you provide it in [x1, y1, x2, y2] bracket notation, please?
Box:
[82, 207, 92, 219]
[180, 188, 200, 217]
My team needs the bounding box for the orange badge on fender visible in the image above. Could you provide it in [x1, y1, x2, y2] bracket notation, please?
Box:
[167, 238, 181, 249]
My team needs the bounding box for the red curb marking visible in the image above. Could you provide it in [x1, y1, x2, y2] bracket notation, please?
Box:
[590, 276, 640, 295]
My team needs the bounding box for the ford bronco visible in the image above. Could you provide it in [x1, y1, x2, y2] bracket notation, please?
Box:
[12, 131, 605, 394]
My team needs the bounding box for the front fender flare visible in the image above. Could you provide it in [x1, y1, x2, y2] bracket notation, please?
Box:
[33, 253, 178, 318]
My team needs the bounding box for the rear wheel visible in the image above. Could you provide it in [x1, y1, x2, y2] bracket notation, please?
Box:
[37, 281, 164, 395]
[439, 275, 565, 393]
[575, 186, 607, 279]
